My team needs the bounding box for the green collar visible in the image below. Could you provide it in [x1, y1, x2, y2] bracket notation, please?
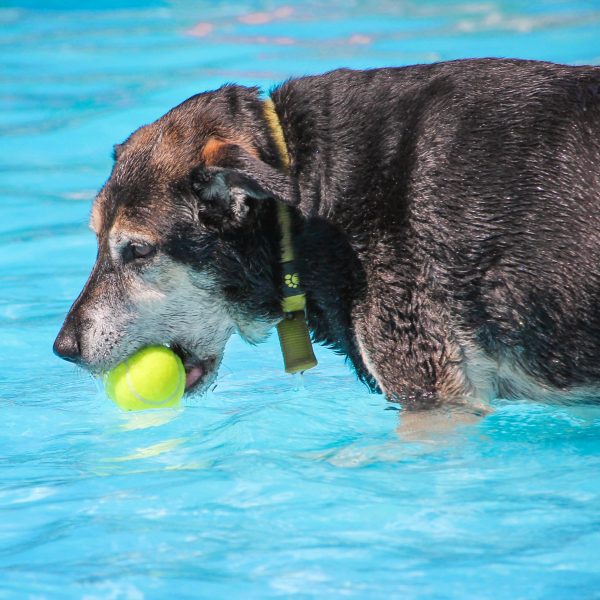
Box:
[263, 99, 317, 374]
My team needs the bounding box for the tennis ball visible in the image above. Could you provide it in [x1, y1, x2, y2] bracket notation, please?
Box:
[104, 345, 185, 411]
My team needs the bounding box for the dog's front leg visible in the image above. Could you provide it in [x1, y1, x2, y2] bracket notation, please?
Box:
[353, 293, 469, 409]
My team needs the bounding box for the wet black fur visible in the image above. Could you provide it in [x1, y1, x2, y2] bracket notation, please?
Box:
[220, 58, 600, 405]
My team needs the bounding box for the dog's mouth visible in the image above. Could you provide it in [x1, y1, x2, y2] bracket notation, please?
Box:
[170, 343, 218, 392]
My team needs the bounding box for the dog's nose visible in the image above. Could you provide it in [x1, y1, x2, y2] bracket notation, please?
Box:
[53, 317, 81, 363]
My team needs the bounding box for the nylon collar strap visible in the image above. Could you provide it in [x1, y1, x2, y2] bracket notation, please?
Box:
[262, 99, 317, 374]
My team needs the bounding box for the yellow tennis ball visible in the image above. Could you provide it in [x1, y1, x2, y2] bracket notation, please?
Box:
[104, 346, 185, 411]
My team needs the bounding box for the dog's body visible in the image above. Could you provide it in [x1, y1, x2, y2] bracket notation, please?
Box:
[54, 58, 600, 408]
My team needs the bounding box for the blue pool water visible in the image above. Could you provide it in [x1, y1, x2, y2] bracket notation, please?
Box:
[2, 1, 600, 597]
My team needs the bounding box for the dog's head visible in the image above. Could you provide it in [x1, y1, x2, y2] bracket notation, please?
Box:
[53, 85, 292, 394]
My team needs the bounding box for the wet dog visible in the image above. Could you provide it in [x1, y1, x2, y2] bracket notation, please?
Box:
[54, 58, 600, 408]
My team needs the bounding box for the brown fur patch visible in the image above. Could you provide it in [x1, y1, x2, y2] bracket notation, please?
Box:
[127, 124, 156, 150]
[201, 136, 260, 166]
[110, 212, 161, 243]
[201, 137, 228, 165]
[90, 200, 103, 233]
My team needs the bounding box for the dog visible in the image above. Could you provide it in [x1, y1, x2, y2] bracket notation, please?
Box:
[53, 58, 600, 409]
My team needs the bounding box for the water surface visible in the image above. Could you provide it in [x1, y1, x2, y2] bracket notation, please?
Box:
[1, 1, 600, 598]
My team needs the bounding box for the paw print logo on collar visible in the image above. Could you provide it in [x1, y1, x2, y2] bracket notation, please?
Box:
[284, 273, 300, 289]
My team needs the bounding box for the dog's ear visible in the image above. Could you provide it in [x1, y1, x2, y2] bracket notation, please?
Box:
[191, 140, 294, 226]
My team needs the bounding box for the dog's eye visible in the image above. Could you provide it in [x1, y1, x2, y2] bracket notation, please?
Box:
[124, 242, 156, 262]
[132, 243, 155, 258]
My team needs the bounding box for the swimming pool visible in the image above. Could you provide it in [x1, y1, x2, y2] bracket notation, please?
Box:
[2, 1, 600, 597]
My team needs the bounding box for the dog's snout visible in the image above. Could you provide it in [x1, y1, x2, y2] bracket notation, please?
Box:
[53, 316, 81, 363]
